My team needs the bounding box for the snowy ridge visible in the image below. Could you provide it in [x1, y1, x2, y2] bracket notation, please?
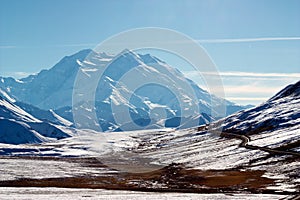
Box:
[220, 80, 300, 150]
[15, 101, 73, 127]
[0, 119, 49, 144]
[0, 92, 72, 144]
[269, 80, 300, 101]
[223, 82, 300, 135]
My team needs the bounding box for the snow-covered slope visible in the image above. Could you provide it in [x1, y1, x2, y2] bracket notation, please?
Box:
[220, 80, 300, 148]
[15, 101, 73, 127]
[0, 91, 71, 144]
[0, 119, 48, 144]
[0, 88, 72, 127]
[0, 49, 247, 131]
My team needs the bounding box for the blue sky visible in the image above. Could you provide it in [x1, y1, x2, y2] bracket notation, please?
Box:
[0, 0, 299, 105]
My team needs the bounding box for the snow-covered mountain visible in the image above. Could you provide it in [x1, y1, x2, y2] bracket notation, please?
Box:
[0, 49, 247, 131]
[0, 89, 72, 144]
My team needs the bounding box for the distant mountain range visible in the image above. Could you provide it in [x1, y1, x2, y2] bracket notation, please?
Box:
[0, 49, 250, 132]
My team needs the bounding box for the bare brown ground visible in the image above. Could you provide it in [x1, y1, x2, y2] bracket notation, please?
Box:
[0, 157, 288, 194]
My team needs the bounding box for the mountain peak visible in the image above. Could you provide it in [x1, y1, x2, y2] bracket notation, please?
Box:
[138, 53, 164, 65]
[61, 49, 94, 64]
[73, 49, 93, 57]
[112, 49, 163, 66]
[111, 49, 144, 66]
[269, 80, 300, 101]
[119, 49, 140, 59]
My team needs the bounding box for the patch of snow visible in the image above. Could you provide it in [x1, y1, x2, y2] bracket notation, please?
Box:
[49, 110, 73, 126]
[15, 79, 24, 83]
[0, 187, 286, 200]
[76, 59, 83, 66]
[83, 60, 96, 66]
[0, 89, 15, 103]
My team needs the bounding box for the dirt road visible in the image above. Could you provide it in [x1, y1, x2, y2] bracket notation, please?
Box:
[220, 132, 300, 157]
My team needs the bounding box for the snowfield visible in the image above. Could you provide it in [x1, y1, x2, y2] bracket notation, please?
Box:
[0, 187, 287, 200]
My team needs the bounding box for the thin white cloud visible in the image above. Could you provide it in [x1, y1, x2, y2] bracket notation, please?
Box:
[221, 84, 284, 105]
[197, 37, 300, 43]
[184, 71, 300, 79]
[51, 43, 96, 48]
[183, 71, 299, 105]
[13, 72, 32, 77]
[226, 97, 267, 101]
[223, 85, 282, 94]
[221, 71, 300, 78]
[2, 37, 300, 49]
[0, 43, 96, 49]
[1, 71, 33, 79]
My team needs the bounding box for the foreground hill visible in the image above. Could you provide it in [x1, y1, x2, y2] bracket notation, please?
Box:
[0, 90, 72, 144]
[222, 80, 300, 133]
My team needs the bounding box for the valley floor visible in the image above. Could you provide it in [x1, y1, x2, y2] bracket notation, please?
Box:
[0, 127, 299, 199]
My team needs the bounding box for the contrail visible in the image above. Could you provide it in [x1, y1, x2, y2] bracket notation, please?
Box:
[197, 37, 300, 43]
